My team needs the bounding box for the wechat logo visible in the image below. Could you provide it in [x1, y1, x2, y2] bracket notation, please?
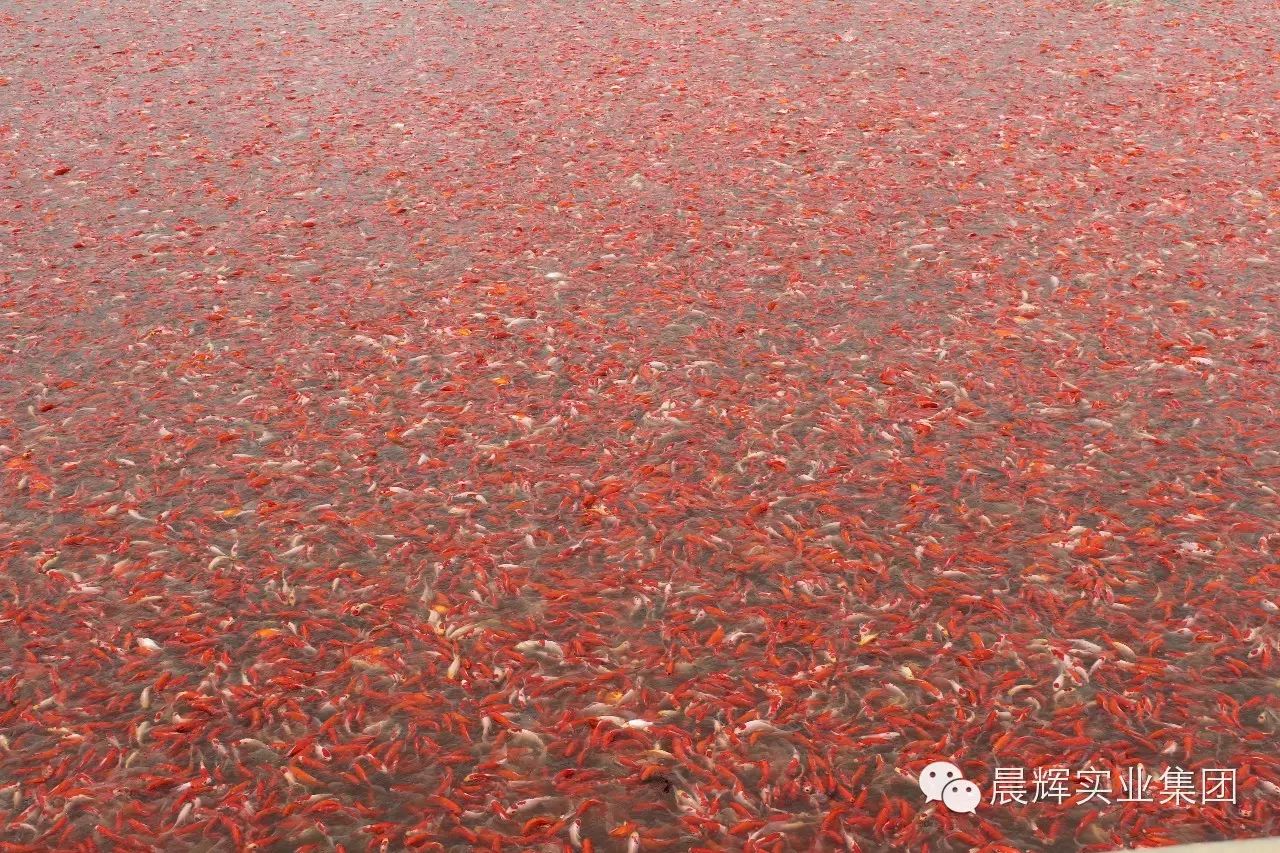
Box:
[919, 760, 980, 814]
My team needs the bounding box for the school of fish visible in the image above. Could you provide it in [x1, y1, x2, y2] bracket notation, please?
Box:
[1, 0, 1277, 850]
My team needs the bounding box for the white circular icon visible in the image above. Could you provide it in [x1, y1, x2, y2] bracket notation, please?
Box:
[941, 778, 981, 814]
[918, 760, 964, 802]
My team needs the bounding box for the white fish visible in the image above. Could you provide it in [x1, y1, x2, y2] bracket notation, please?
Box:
[515, 640, 564, 661]
[1070, 638, 1104, 655]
